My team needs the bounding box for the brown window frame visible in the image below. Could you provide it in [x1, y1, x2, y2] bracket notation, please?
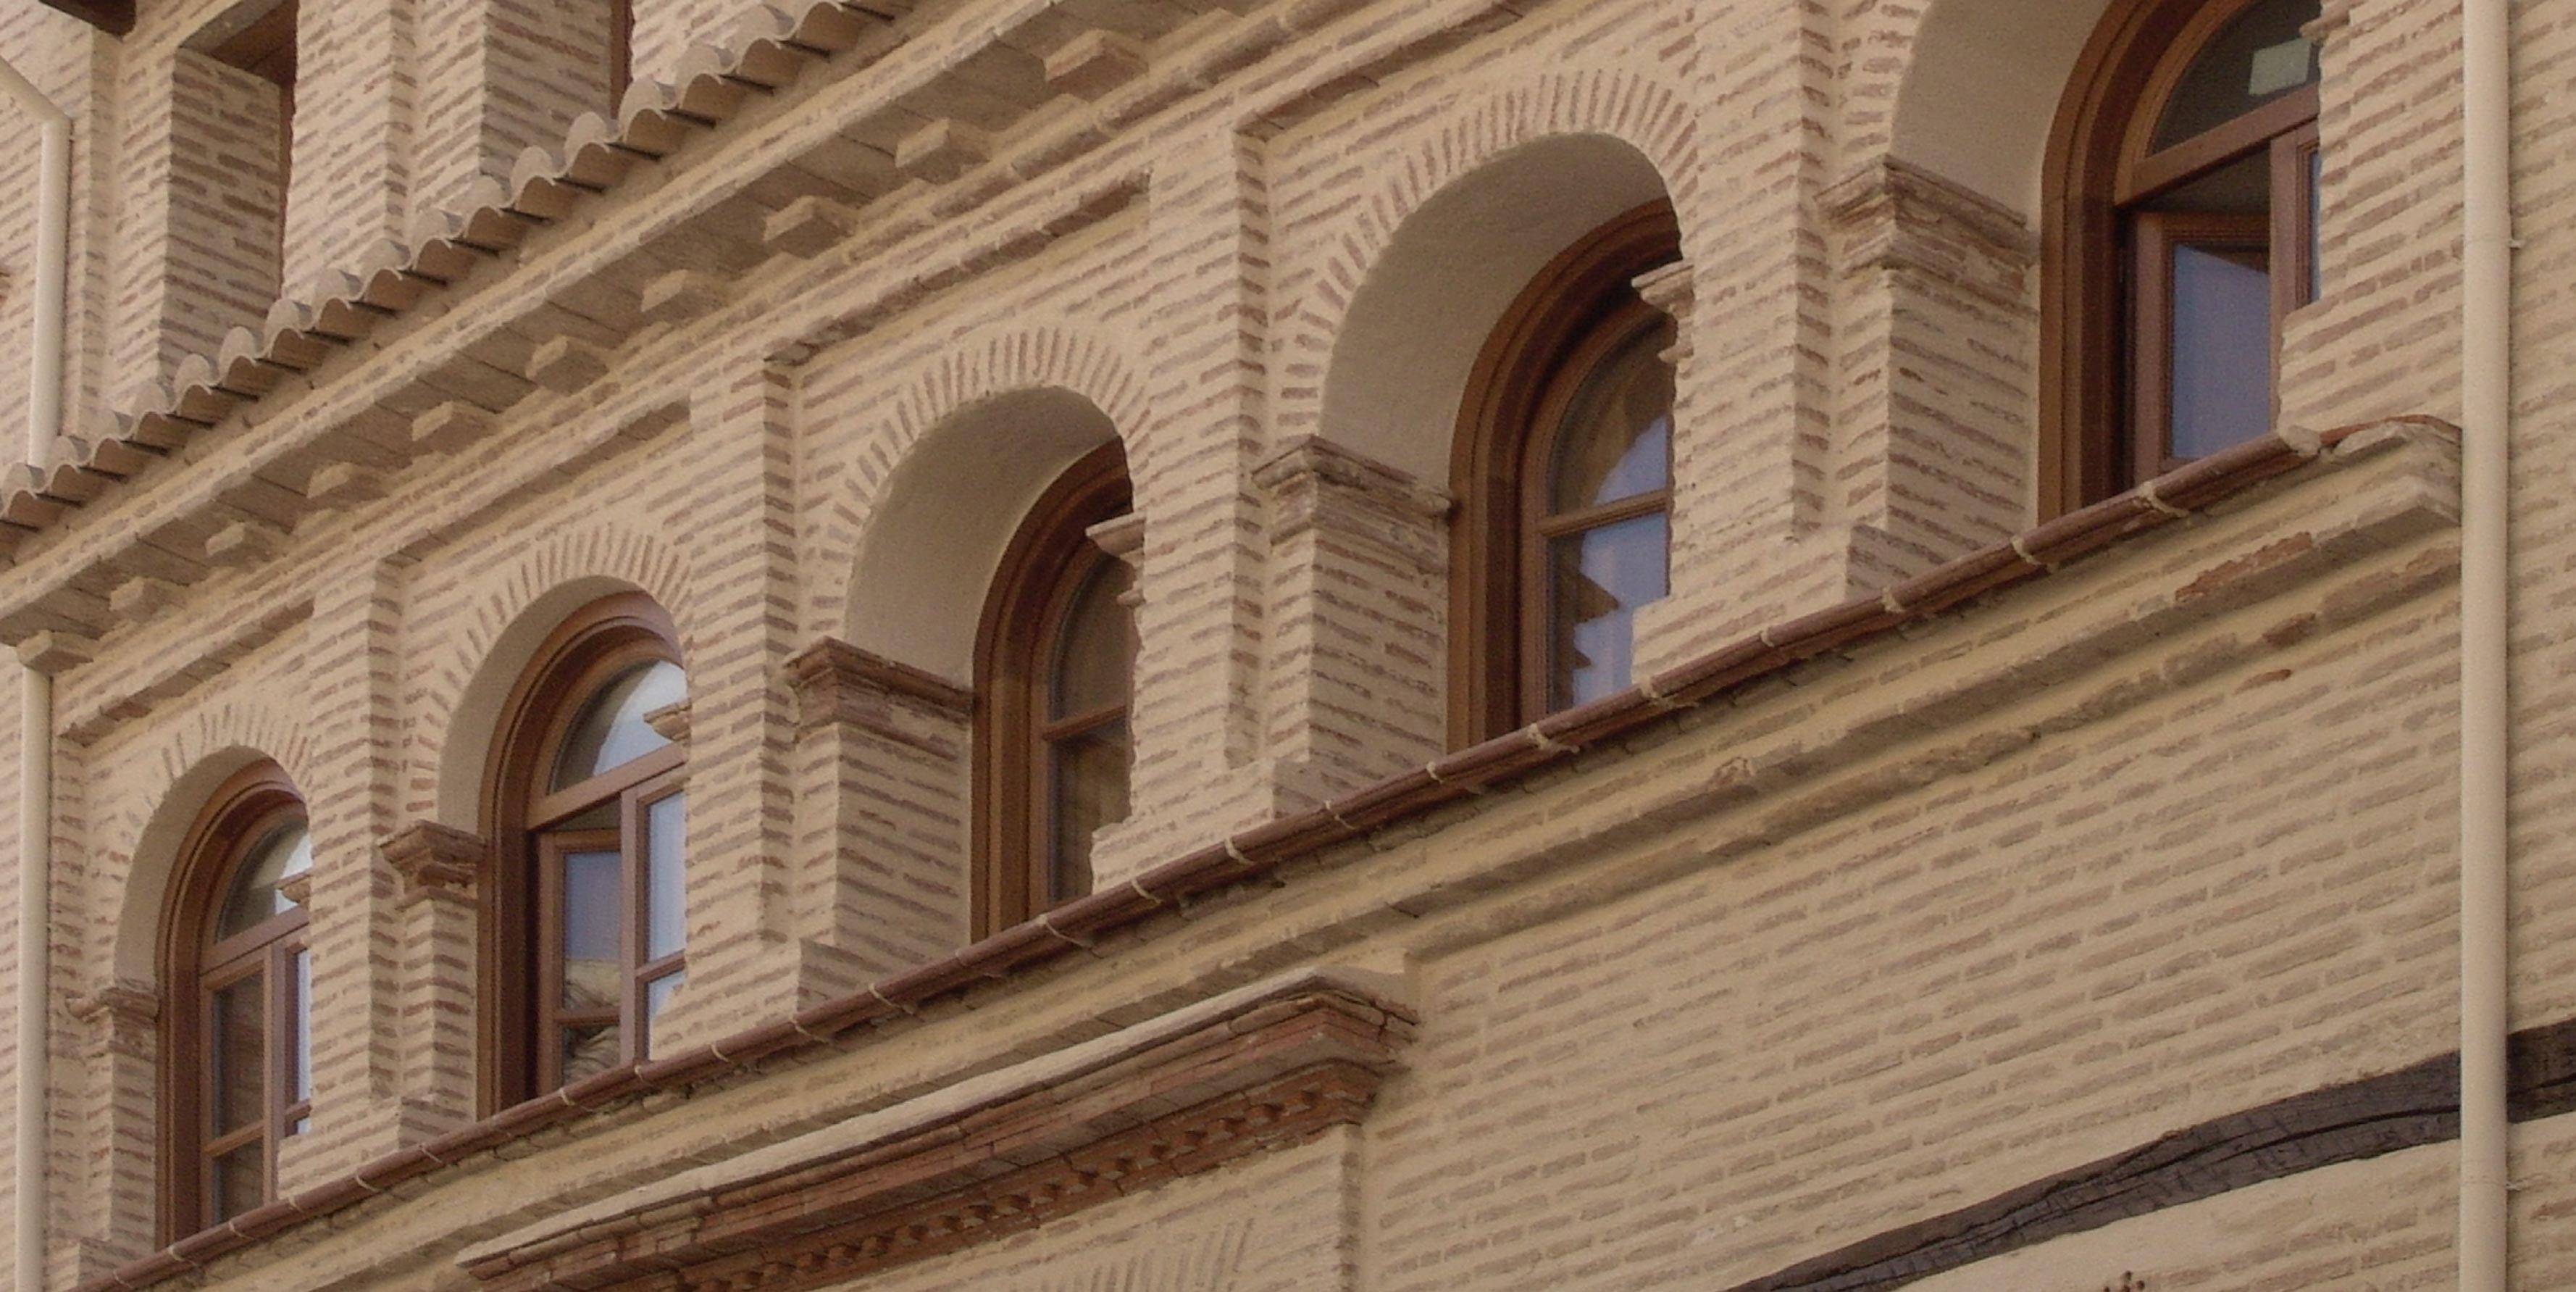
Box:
[159, 762, 309, 1243]
[2042, 0, 2323, 512]
[972, 442, 1134, 937]
[482, 592, 686, 1109]
[1450, 201, 1681, 748]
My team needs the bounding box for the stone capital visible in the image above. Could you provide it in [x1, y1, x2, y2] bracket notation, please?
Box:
[378, 821, 486, 905]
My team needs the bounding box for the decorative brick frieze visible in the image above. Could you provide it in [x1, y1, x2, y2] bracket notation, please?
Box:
[457, 971, 1414, 1292]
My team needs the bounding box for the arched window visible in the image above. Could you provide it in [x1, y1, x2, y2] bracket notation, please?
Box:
[2046, 0, 2322, 507]
[974, 443, 1136, 935]
[486, 593, 688, 1104]
[163, 763, 311, 1237]
[1452, 202, 1682, 746]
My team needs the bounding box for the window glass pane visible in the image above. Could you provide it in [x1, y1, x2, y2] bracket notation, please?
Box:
[559, 848, 622, 1012]
[217, 821, 310, 940]
[1549, 322, 1674, 513]
[2150, 0, 2321, 152]
[551, 660, 685, 789]
[644, 793, 685, 962]
[643, 970, 685, 1054]
[561, 1022, 619, 1085]
[1049, 558, 1135, 721]
[2167, 243, 2274, 460]
[288, 946, 311, 1107]
[1547, 512, 1670, 712]
[209, 1142, 265, 1224]
[1047, 722, 1129, 907]
[209, 973, 265, 1133]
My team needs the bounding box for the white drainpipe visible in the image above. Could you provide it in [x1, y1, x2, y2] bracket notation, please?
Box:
[0, 49, 69, 1292]
[2459, 0, 2515, 1285]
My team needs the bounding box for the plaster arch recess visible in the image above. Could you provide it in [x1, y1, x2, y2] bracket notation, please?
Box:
[1890, 0, 2117, 215]
[845, 388, 1124, 681]
[1318, 134, 1673, 486]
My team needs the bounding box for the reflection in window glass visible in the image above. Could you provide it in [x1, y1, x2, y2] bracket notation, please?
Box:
[551, 660, 686, 789]
[211, 975, 266, 1133]
[211, 1143, 264, 1225]
[1547, 512, 1670, 712]
[1050, 562, 1135, 722]
[1550, 325, 1674, 512]
[2149, 0, 2320, 151]
[288, 947, 311, 1111]
[217, 823, 311, 939]
[562, 1022, 619, 1086]
[1048, 722, 1129, 904]
[645, 793, 686, 962]
[559, 848, 622, 1012]
[2167, 243, 2273, 460]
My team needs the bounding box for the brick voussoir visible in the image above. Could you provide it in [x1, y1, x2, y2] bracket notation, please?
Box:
[67, 420, 2453, 1292]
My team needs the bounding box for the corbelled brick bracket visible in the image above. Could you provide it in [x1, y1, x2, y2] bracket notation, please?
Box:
[456, 967, 1415, 1292]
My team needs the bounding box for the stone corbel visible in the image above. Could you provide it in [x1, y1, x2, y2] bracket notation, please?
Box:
[1087, 510, 1148, 609]
[69, 980, 160, 1062]
[378, 821, 486, 907]
[785, 638, 973, 746]
[1818, 159, 2038, 311]
[1253, 437, 1452, 568]
[1632, 260, 1696, 364]
[643, 699, 691, 743]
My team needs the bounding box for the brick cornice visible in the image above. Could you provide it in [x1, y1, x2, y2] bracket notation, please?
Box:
[459, 972, 1413, 1292]
[785, 636, 973, 738]
[377, 821, 486, 905]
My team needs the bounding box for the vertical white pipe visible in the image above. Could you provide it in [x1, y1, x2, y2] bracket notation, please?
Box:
[0, 49, 69, 1292]
[13, 670, 46, 1292]
[2459, 0, 2514, 1286]
[0, 57, 68, 469]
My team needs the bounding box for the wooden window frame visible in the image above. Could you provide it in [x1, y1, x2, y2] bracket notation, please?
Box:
[481, 593, 685, 1110]
[1450, 201, 1681, 748]
[2041, 0, 2323, 514]
[972, 443, 1133, 937]
[159, 762, 308, 1243]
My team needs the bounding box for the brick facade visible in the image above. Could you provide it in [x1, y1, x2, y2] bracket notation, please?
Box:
[0, 0, 2557, 1288]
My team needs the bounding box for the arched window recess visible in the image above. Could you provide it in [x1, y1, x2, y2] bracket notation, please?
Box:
[2046, 0, 2323, 508]
[485, 593, 690, 1105]
[974, 443, 1138, 936]
[162, 762, 313, 1239]
[1452, 201, 1684, 746]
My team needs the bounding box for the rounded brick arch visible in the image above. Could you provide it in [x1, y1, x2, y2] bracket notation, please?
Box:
[106, 707, 320, 984]
[807, 322, 1152, 657]
[1290, 65, 1697, 484]
[416, 520, 695, 830]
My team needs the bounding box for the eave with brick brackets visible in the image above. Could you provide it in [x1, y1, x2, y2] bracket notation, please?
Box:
[69, 415, 2464, 1292]
[0, 0, 1492, 656]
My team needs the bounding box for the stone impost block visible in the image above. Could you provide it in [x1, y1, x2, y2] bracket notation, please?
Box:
[764, 196, 863, 259]
[895, 119, 993, 183]
[379, 820, 488, 905]
[1046, 31, 1148, 101]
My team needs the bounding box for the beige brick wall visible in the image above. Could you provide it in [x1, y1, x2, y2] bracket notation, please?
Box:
[0, 0, 2551, 1288]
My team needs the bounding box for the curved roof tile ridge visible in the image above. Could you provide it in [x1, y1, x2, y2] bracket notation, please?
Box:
[7, 0, 913, 552]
